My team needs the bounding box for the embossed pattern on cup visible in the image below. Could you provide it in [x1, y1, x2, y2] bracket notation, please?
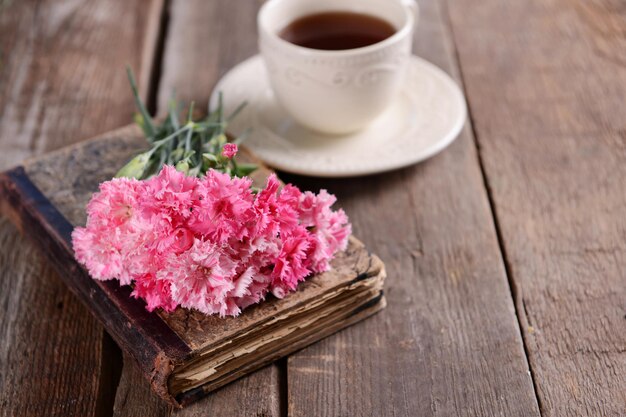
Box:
[258, 0, 416, 135]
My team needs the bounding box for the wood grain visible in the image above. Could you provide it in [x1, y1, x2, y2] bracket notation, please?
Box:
[117, 0, 543, 414]
[447, 0, 626, 415]
[156, 0, 264, 113]
[139, 0, 541, 414]
[112, 0, 282, 415]
[0, 216, 118, 417]
[6, 0, 620, 414]
[0, 0, 164, 416]
[113, 355, 281, 417]
[281, 0, 542, 415]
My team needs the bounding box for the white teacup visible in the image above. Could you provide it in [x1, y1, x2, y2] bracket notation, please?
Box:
[258, 0, 417, 135]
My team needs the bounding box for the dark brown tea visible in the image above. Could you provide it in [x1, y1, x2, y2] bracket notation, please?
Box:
[279, 11, 396, 51]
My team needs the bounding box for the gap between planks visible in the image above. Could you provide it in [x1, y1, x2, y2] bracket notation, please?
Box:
[278, 357, 289, 417]
[144, 0, 171, 116]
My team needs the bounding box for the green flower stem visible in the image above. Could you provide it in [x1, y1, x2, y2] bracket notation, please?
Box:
[116, 69, 257, 180]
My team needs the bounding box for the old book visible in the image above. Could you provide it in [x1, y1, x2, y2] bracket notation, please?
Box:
[0, 124, 386, 407]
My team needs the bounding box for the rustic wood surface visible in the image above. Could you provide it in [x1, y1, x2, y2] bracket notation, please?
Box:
[0, 1, 163, 416]
[1, 0, 624, 416]
[283, 0, 541, 415]
[448, 1, 626, 415]
[118, 0, 540, 415]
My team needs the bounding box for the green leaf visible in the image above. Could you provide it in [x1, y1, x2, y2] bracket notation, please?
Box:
[133, 113, 145, 132]
[115, 150, 153, 179]
[170, 148, 184, 161]
[117, 78, 252, 181]
[187, 101, 195, 123]
[188, 165, 201, 177]
[175, 160, 190, 174]
[217, 91, 223, 124]
[167, 95, 180, 130]
[158, 146, 168, 167]
[215, 133, 227, 146]
[184, 123, 193, 152]
[234, 163, 258, 177]
[126, 66, 156, 138]
[151, 124, 192, 148]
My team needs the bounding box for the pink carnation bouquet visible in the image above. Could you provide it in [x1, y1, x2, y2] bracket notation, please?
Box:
[72, 70, 351, 317]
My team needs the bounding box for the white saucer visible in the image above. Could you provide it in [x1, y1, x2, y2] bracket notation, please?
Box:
[211, 55, 466, 177]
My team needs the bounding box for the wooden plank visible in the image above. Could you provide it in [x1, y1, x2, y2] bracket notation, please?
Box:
[0, 217, 120, 417]
[447, 0, 626, 415]
[0, 0, 164, 416]
[112, 0, 282, 415]
[281, 0, 541, 415]
[155, 0, 264, 112]
[113, 355, 280, 417]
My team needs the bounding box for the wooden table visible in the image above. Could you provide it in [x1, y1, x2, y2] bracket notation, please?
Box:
[1, 0, 624, 416]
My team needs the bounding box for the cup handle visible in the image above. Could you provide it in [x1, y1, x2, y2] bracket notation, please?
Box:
[400, 0, 419, 24]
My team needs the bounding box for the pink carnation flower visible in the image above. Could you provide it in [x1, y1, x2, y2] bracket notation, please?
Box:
[72, 165, 352, 317]
[298, 190, 351, 273]
[188, 170, 254, 243]
[252, 175, 300, 237]
[222, 143, 238, 159]
[270, 226, 314, 298]
[141, 165, 199, 225]
[132, 272, 177, 312]
[72, 177, 149, 285]
[235, 266, 271, 310]
[162, 239, 241, 317]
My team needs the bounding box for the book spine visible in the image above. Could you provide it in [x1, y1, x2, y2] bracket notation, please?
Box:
[0, 167, 191, 407]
